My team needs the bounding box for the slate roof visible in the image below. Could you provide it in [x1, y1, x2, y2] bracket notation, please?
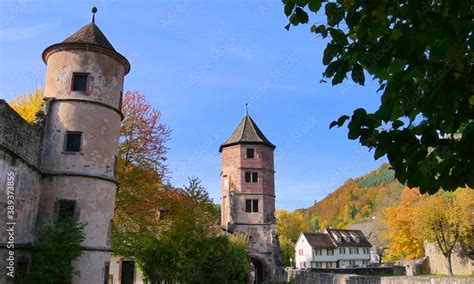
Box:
[302, 229, 372, 249]
[62, 22, 116, 52]
[302, 233, 336, 249]
[42, 21, 130, 74]
[219, 115, 275, 152]
[326, 228, 372, 248]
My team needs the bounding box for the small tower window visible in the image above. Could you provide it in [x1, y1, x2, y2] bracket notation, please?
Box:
[72, 73, 88, 91]
[245, 199, 259, 213]
[57, 199, 76, 221]
[65, 132, 82, 152]
[246, 148, 255, 158]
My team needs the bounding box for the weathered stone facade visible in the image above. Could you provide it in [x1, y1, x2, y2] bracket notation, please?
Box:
[0, 17, 129, 284]
[220, 115, 281, 282]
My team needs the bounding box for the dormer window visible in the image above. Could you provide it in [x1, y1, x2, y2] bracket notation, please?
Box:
[355, 237, 360, 243]
[345, 237, 351, 242]
[72, 73, 88, 91]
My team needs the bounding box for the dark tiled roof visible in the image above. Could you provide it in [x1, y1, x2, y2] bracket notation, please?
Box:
[219, 115, 275, 152]
[326, 228, 372, 248]
[302, 233, 336, 249]
[42, 21, 130, 74]
[63, 23, 116, 52]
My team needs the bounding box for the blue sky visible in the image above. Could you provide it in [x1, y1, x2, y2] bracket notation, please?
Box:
[0, 0, 386, 210]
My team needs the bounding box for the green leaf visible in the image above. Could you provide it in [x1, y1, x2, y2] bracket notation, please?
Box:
[308, 0, 322, 12]
[284, 23, 291, 30]
[289, 14, 299, 25]
[329, 29, 348, 46]
[329, 115, 350, 128]
[295, 7, 309, 24]
[323, 44, 338, 65]
[374, 146, 386, 160]
[325, 3, 344, 26]
[332, 59, 349, 85]
[313, 24, 328, 37]
[284, 2, 296, 17]
[351, 64, 365, 85]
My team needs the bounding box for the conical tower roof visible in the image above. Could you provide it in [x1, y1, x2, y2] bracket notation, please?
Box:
[219, 115, 275, 152]
[42, 11, 130, 74]
[62, 22, 116, 52]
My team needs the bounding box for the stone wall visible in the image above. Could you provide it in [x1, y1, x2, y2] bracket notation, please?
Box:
[271, 269, 473, 284]
[0, 100, 43, 283]
[424, 242, 473, 275]
[0, 100, 41, 167]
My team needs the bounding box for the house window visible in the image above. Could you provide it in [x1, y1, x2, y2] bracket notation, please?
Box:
[345, 237, 351, 242]
[355, 237, 360, 243]
[326, 262, 334, 268]
[245, 171, 258, 183]
[298, 249, 304, 256]
[65, 132, 82, 152]
[349, 248, 353, 254]
[315, 262, 322, 268]
[339, 248, 346, 254]
[72, 73, 88, 91]
[314, 249, 322, 256]
[245, 199, 259, 213]
[356, 248, 359, 254]
[246, 148, 255, 158]
[327, 249, 334, 256]
[349, 260, 356, 266]
[58, 199, 76, 221]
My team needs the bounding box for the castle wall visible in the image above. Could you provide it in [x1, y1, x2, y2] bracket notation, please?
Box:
[40, 101, 120, 180]
[44, 49, 125, 110]
[0, 101, 42, 283]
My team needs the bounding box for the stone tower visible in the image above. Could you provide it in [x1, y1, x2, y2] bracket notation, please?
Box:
[38, 13, 129, 283]
[220, 113, 280, 283]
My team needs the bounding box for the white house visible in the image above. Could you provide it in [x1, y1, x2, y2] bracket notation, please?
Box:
[295, 229, 372, 269]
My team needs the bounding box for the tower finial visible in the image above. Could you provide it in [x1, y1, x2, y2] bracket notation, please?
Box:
[91, 6, 97, 23]
[245, 102, 248, 115]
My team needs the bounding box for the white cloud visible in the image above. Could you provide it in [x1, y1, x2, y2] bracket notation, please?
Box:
[0, 22, 59, 43]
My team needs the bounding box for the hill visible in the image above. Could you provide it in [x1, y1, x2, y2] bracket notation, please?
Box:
[304, 164, 403, 230]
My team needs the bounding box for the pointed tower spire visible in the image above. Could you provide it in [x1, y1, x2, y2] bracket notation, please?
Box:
[91, 6, 97, 23]
[245, 102, 248, 115]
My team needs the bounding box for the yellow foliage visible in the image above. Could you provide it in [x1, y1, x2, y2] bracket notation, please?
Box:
[384, 188, 424, 261]
[8, 89, 44, 122]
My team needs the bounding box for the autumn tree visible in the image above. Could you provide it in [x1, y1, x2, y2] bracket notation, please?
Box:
[384, 188, 424, 261]
[132, 181, 248, 283]
[119, 90, 171, 177]
[414, 188, 473, 275]
[113, 91, 171, 255]
[8, 88, 44, 122]
[282, 0, 473, 194]
[276, 209, 310, 266]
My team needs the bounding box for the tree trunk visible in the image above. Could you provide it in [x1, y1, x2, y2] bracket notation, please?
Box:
[445, 253, 453, 276]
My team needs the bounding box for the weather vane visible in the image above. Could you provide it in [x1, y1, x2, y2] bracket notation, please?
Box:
[91, 6, 97, 24]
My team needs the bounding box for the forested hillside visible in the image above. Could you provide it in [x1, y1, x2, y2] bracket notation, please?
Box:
[304, 164, 403, 229]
